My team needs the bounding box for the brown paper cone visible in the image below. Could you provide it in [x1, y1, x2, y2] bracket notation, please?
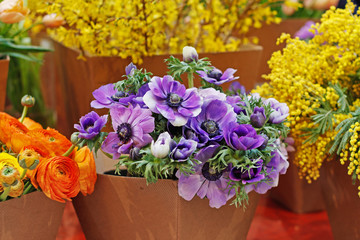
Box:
[270, 152, 325, 213]
[73, 174, 260, 240]
[320, 160, 360, 240]
[0, 57, 9, 112]
[0, 191, 65, 240]
[52, 41, 263, 137]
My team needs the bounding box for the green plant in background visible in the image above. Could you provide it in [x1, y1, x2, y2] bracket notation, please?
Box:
[0, 0, 53, 126]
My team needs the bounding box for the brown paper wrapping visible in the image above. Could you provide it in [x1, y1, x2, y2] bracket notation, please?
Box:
[0, 191, 65, 240]
[52, 41, 263, 137]
[0, 57, 9, 112]
[270, 152, 325, 213]
[246, 19, 316, 84]
[320, 160, 360, 240]
[73, 174, 260, 240]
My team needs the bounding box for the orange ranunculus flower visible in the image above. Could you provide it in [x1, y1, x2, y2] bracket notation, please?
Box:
[10, 132, 51, 155]
[42, 13, 65, 28]
[31, 156, 80, 202]
[20, 117, 43, 130]
[27, 128, 74, 157]
[0, 0, 29, 24]
[73, 147, 97, 196]
[0, 112, 28, 146]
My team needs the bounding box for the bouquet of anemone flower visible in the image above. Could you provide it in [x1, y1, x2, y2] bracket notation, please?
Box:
[72, 46, 291, 208]
[0, 95, 97, 202]
[254, 2, 360, 196]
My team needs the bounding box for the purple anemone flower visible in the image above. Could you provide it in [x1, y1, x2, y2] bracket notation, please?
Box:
[229, 160, 265, 184]
[294, 21, 316, 40]
[228, 81, 246, 95]
[226, 96, 246, 115]
[132, 83, 150, 108]
[169, 138, 197, 162]
[176, 144, 235, 208]
[245, 145, 289, 194]
[224, 123, 265, 151]
[101, 105, 155, 159]
[143, 75, 202, 126]
[186, 99, 237, 147]
[74, 111, 108, 140]
[125, 62, 137, 75]
[264, 98, 289, 124]
[198, 88, 226, 103]
[197, 68, 239, 85]
[250, 106, 266, 128]
[91, 83, 136, 109]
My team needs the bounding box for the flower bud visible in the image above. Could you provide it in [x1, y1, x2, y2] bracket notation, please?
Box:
[151, 132, 171, 159]
[182, 46, 198, 63]
[21, 95, 35, 107]
[0, 0, 29, 24]
[17, 148, 40, 170]
[250, 106, 266, 128]
[0, 166, 19, 186]
[129, 147, 142, 160]
[8, 179, 24, 197]
[125, 62, 137, 76]
[71, 132, 80, 144]
[42, 13, 65, 28]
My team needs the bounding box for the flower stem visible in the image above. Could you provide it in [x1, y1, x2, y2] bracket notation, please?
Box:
[19, 106, 28, 123]
[187, 71, 194, 88]
[22, 181, 34, 196]
[19, 169, 27, 180]
[0, 186, 10, 201]
[10, 22, 43, 38]
[62, 139, 84, 157]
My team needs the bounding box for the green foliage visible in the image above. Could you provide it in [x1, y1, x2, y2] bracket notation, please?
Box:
[165, 56, 212, 82]
[301, 83, 350, 144]
[115, 68, 152, 94]
[79, 132, 108, 155]
[114, 148, 196, 184]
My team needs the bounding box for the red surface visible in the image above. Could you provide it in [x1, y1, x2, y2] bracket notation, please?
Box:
[248, 195, 333, 240]
[56, 195, 333, 240]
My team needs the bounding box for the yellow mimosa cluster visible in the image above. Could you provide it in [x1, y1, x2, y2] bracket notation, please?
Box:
[254, 2, 360, 183]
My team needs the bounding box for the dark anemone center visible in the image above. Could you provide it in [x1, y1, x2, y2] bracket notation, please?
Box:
[208, 69, 222, 80]
[201, 120, 220, 138]
[111, 91, 127, 102]
[166, 93, 183, 107]
[83, 118, 95, 131]
[201, 162, 223, 181]
[117, 123, 132, 142]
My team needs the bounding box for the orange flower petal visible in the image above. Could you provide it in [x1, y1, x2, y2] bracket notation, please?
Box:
[73, 147, 97, 196]
[0, 112, 28, 147]
[27, 128, 74, 157]
[32, 156, 80, 203]
[20, 117, 43, 130]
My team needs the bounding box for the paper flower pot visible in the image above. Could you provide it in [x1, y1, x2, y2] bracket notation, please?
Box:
[0, 191, 65, 240]
[320, 160, 360, 240]
[270, 152, 325, 213]
[73, 174, 260, 240]
[0, 56, 9, 111]
[52, 41, 263, 137]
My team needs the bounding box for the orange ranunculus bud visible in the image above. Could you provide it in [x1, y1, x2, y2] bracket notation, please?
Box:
[31, 156, 80, 202]
[27, 128, 74, 157]
[0, 165, 20, 186]
[42, 13, 65, 28]
[0, 112, 28, 146]
[74, 147, 97, 196]
[0, 0, 29, 24]
[8, 179, 24, 197]
[21, 117, 43, 130]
